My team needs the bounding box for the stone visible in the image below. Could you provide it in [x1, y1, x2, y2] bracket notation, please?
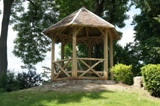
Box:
[133, 76, 143, 88]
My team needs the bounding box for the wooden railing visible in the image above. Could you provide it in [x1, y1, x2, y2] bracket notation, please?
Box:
[52, 58, 105, 80]
[76, 58, 104, 79]
[53, 59, 72, 80]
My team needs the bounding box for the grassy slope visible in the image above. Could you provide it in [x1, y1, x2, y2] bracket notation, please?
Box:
[0, 89, 159, 106]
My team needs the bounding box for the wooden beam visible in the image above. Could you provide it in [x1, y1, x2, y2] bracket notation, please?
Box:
[61, 38, 65, 67]
[88, 41, 92, 66]
[54, 62, 71, 77]
[51, 35, 55, 81]
[78, 36, 103, 40]
[79, 59, 103, 78]
[77, 58, 104, 60]
[71, 27, 83, 79]
[109, 31, 114, 80]
[103, 29, 108, 80]
[97, 27, 105, 36]
[85, 27, 89, 37]
[72, 27, 77, 78]
[58, 33, 103, 44]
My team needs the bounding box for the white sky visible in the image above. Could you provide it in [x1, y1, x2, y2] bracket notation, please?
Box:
[0, 1, 140, 73]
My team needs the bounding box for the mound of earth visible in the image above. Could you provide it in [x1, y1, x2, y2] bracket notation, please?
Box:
[28, 80, 141, 92]
[25, 80, 159, 100]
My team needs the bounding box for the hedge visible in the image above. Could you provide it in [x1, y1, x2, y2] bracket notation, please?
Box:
[141, 64, 160, 97]
[111, 64, 133, 85]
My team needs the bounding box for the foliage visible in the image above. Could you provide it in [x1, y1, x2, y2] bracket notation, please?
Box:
[0, 71, 18, 92]
[154, 15, 160, 22]
[41, 66, 51, 82]
[141, 64, 160, 97]
[56, 0, 130, 27]
[123, 42, 144, 75]
[131, 0, 160, 64]
[0, 89, 160, 106]
[0, 70, 42, 92]
[111, 63, 133, 85]
[11, 0, 59, 70]
[55, 0, 94, 20]
[114, 42, 144, 76]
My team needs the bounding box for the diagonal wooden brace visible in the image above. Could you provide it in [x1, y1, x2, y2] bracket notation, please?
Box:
[79, 60, 103, 77]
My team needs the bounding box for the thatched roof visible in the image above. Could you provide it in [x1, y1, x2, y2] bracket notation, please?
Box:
[42, 7, 120, 42]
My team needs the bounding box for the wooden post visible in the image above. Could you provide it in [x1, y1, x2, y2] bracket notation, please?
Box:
[103, 29, 108, 80]
[88, 42, 92, 66]
[109, 33, 114, 80]
[51, 36, 55, 81]
[72, 27, 77, 78]
[61, 38, 65, 67]
[61, 39, 65, 60]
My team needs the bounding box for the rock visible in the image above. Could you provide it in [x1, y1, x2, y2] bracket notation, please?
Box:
[133, 76, 143, 88]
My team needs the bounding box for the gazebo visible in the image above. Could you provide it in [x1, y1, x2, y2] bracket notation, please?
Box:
[42, 7, 120, 81]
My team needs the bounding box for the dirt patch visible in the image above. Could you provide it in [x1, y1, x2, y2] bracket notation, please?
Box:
[28, 80, 137, 92]
[26, 80, 159, 100]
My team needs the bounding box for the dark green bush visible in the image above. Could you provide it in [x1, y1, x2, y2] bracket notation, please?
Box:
[0, 70, 42, 92]
[16, 71, 42, 89]
[0, 71, 18, 92]
[141, 64, 160, 97]
[111, 63, 133, 85]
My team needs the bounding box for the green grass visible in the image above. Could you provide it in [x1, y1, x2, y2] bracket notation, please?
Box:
[0, 90, 159, 106]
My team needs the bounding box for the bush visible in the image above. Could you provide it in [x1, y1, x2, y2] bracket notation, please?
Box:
[111, 64, 133, 85]
[141, 64, 160, 97]
[0, 71, 18, 92]
[0, 70, 42, 92]
[16, 71, 42, 89]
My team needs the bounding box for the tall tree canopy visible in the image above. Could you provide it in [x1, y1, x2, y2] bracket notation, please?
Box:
[12, 0, 59, 69]
[131, 0, 160, 64]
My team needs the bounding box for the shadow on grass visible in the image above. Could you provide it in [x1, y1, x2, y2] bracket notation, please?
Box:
[0, 90, 115, 106]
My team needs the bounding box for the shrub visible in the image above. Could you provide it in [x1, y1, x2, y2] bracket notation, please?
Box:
[0, 70, 42, 92]
[111, 64, 133, 85]
[0, 71, 18, 92]
[16, 71, 42, 89]
[141, 64, 160, 97]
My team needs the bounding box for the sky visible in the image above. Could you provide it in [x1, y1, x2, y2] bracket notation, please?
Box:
[0, 1, 140, 73]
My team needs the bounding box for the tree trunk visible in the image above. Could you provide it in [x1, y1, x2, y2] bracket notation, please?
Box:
[94, 0, 104, 54]
[94, 0, 104, 58]
[94, 0, 104, 71]
[94, 0, 104, 16]
[0, 0, 14, 77]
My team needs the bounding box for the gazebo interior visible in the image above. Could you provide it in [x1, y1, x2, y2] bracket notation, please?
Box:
[42, 7, 120, 81]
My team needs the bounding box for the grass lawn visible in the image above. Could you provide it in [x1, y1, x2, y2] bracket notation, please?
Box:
[0, 89, 159, 106]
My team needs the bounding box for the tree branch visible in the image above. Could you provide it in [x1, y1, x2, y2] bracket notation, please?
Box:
[26, 0, 37, 26]
[94, 0, 104, 16]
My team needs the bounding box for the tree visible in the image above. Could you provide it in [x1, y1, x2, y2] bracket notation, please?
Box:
[131, 0, 160, 64]
[0, 0, 14, 78]
[0, 0, 40, 79]
[154, 15, 160, 22]
[115, 42, 144, 76]
[12, 0, 59, 70]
